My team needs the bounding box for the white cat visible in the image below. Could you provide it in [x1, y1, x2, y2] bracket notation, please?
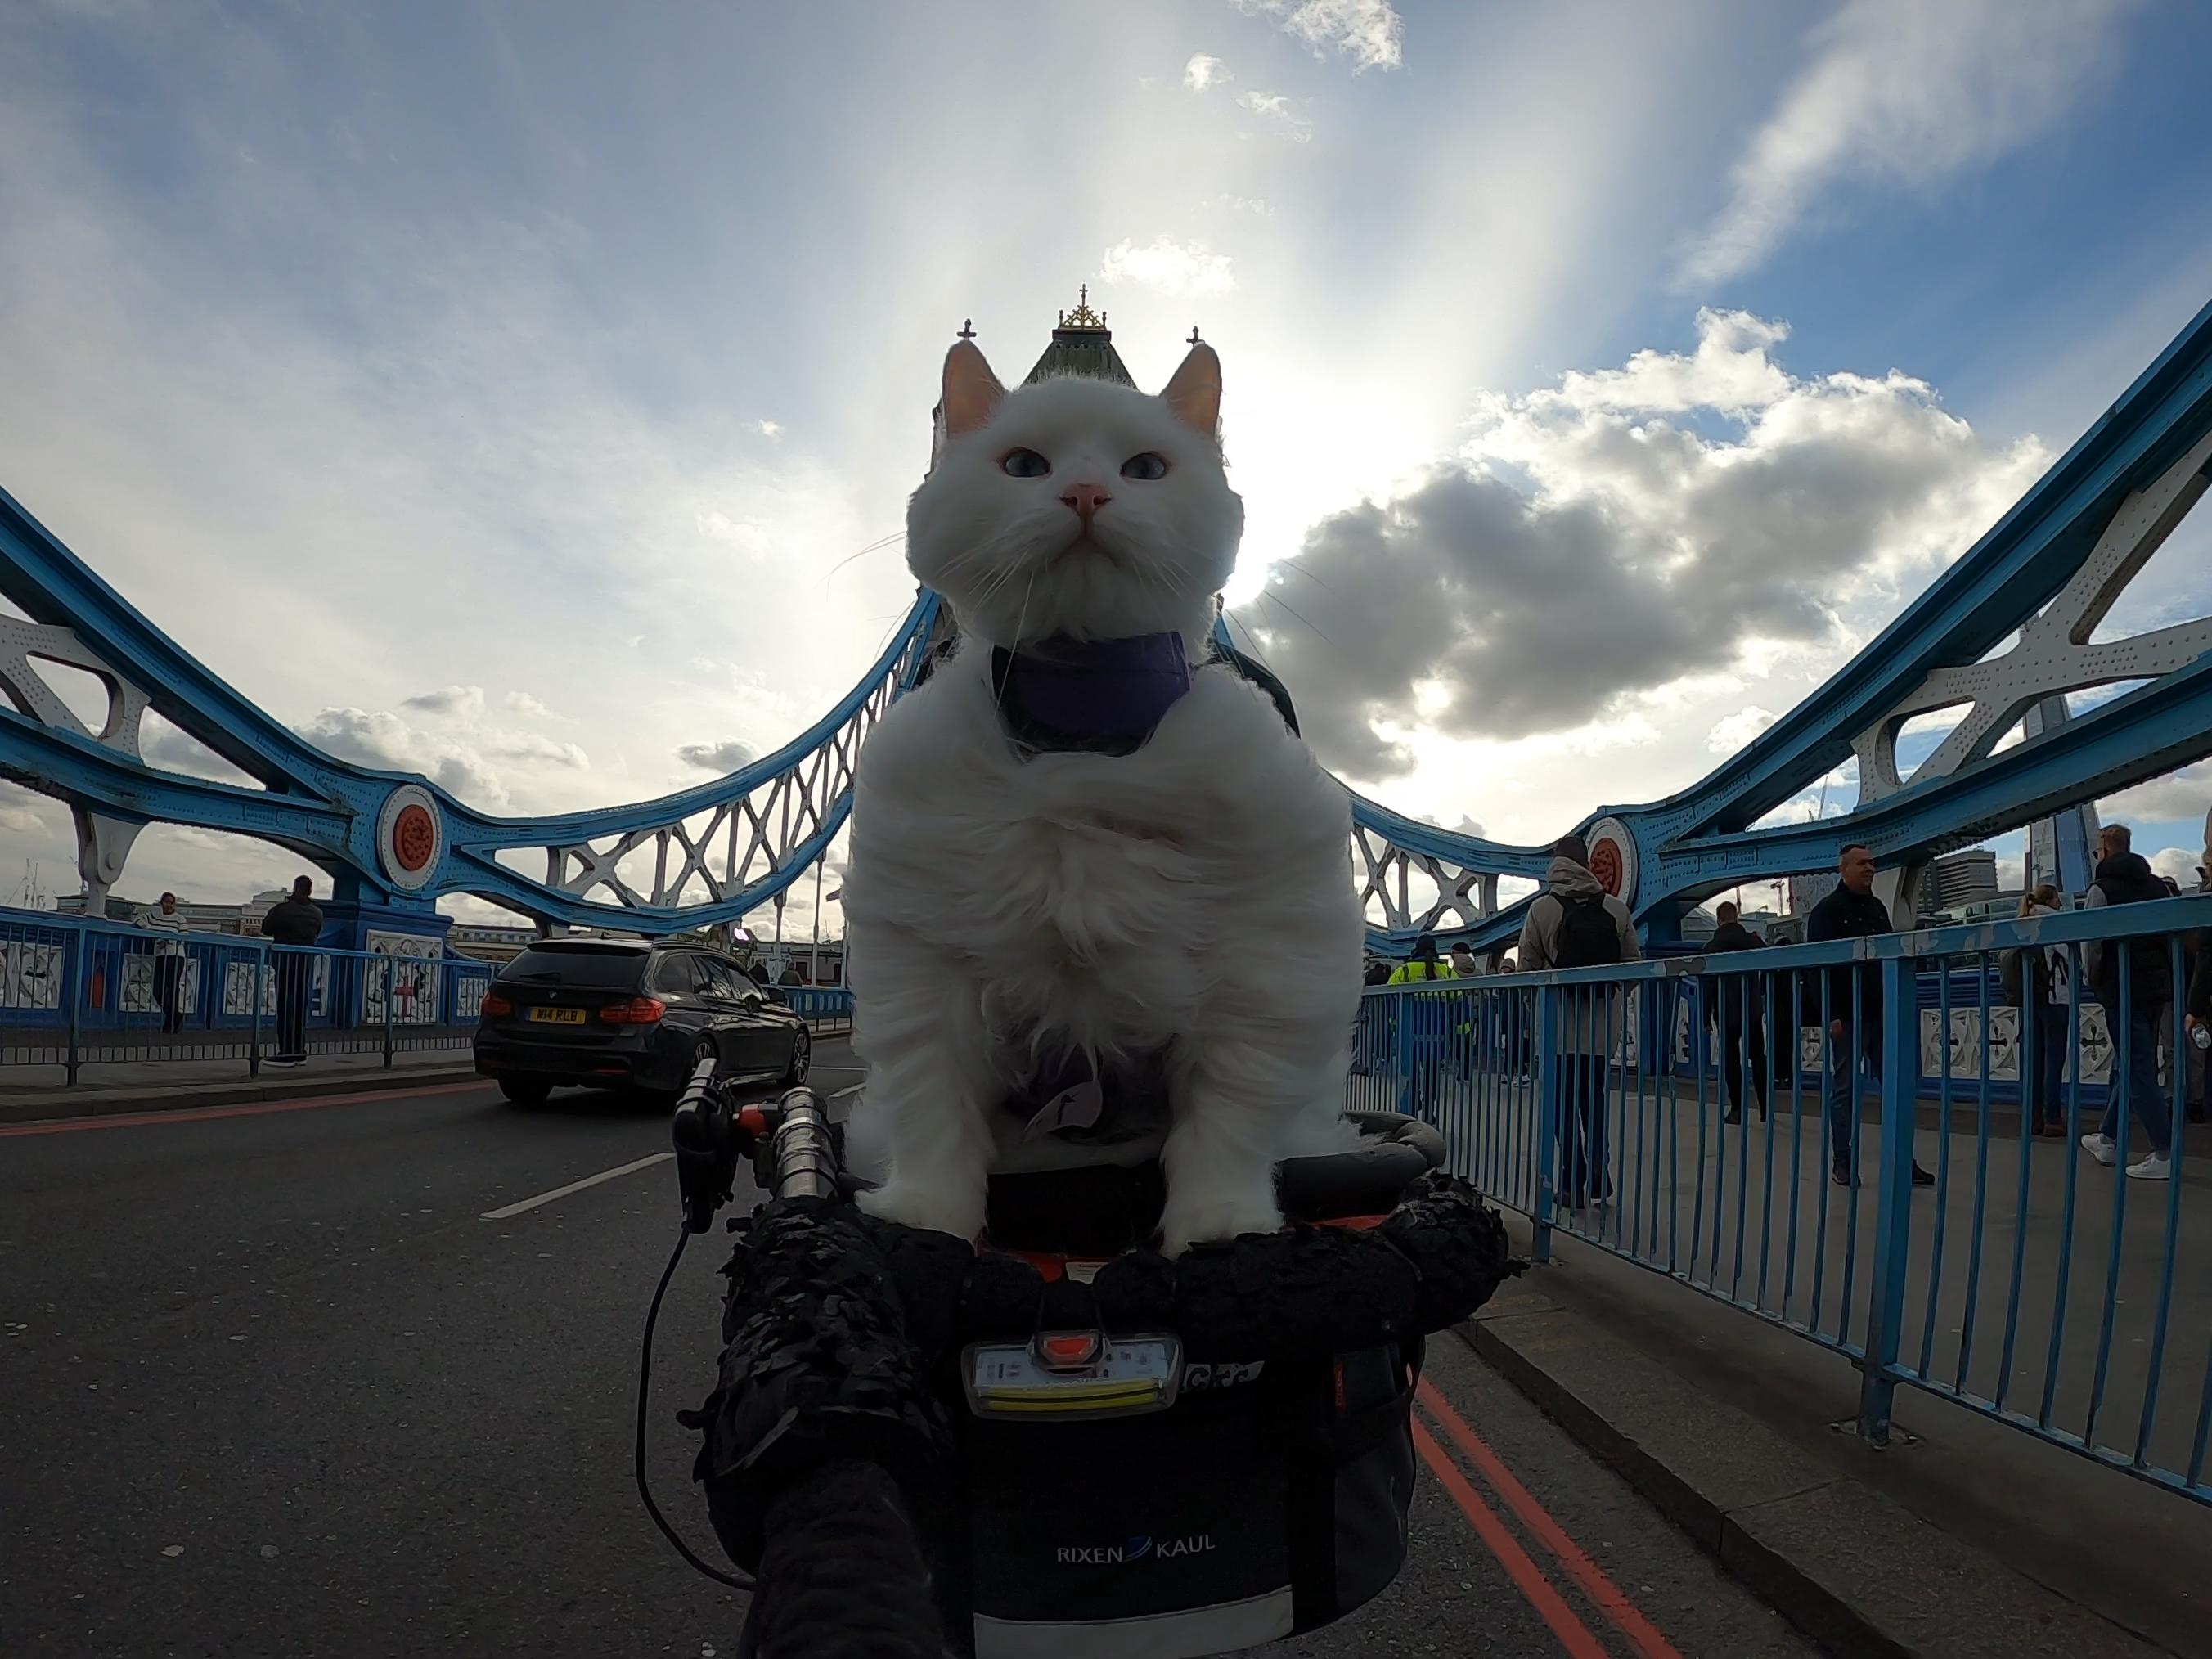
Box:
[841, 337, 1364, 1256]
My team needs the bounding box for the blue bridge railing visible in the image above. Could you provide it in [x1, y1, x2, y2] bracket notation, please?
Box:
[1353, 895, 2212, 1508]
[0, 905, 495, 1081]
[0, 905, 861, 1082]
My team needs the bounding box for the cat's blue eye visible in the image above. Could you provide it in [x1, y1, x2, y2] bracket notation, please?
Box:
[1121, 452, 1169, 481]
[1000, 448, 1050, 478]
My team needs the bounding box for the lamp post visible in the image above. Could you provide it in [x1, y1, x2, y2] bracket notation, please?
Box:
[810, 870, 844, 986]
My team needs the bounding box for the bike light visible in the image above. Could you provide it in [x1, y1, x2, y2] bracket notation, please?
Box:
[963, 1333, 1182, 1420]
[1035, 1331, 1102, 1372]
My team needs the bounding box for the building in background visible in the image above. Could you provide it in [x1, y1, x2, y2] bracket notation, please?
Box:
[1917, 850, 2002, 921]
[446, 924, 537, 964]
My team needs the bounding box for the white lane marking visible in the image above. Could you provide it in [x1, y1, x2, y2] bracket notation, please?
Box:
[480, 1153, 673, 1220]
[831, 1083, 864, 1099]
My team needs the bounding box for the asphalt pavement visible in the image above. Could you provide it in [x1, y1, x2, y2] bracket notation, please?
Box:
[3, 1045, 1814, 1657]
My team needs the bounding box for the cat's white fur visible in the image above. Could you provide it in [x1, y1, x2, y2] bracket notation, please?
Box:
[841, 341, 1364, 1255]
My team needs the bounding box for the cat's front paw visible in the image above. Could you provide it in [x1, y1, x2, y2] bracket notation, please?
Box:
[1158, 1192, 1284, 1258]
[857, 1180, 984, 1243]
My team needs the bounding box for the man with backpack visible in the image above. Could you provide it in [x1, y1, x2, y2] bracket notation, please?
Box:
[1517, 834, 1640, 1207]
[2080, 824, 2178, 1180]
[1702, 901, 1769, 1124]
[1806, 845, 1936, 1189]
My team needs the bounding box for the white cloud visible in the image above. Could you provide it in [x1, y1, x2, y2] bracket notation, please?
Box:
[695, 510, 773, 557]
[296, 707, 512, 809]
[1185, 53, 1231, 92]
[2102, 762, 2211, 829]
[486, 731, 590, 769]
[401, 684, 486, 721]
[1213, 194, 1273, 216]
[1242, 310, 2050, 776]
[504, 690, 559, 720]
[750, 418, 783, 438]
[1098, 235, 1237, 298]
[1683, 0, 2142, 285]
[1706, 706, 1778, 754]
[0, 801, 47, 835]
[676, 738, 759, 774]
[1232, 0, 1404, 71]
[1551, 309, 1792, 415]
[1236, 89, 1314, 142]
[2149, 846, 2203, 890]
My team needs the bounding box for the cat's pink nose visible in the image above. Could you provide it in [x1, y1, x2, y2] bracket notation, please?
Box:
[1060, 483, 1112, 523]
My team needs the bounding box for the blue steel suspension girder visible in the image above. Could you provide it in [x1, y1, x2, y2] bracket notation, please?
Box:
[1652, 296, 2212, 843]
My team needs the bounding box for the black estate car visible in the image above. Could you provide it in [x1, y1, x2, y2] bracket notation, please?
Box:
[473, 939, 810, 1105]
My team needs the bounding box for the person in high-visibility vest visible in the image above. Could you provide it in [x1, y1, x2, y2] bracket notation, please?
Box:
[1387, 936, 1457, 1120]
[1387, 935, 1455, 985]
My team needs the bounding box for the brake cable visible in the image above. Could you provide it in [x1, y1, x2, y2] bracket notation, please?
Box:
[635, 1225, 753, 1591]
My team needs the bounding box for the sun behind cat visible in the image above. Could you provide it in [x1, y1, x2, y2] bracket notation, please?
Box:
[840, 325, 1365, 1257]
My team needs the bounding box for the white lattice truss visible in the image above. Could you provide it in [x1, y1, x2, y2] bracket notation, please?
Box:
[1350, 821, 1503, 936]
[530, 671, 903, 912]
[1853, 429, 2212, 806]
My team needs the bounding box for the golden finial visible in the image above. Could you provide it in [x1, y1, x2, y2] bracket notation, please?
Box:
[1058, 283, 1108, 330]
[1187, 325, 1202, 346]
[956, 318, 975, 340]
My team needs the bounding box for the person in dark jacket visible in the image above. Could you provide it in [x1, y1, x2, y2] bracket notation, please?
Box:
[1702, 901, 1769, 1124]
[1805, 845, 1935, 1189]
[259, 875, 324, 1065]
[2000, 885, 2073, 1138]
[2079, 825, 2176, 1179]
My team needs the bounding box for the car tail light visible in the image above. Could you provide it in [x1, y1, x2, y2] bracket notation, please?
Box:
[598, 996, 667, 1025]
[481, 991, 514, 1017]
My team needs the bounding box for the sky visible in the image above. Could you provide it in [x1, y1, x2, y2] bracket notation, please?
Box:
[2, 0, 2210, 937]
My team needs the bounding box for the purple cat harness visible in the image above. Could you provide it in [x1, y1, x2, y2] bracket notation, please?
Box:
[987, 632, 1193, 759]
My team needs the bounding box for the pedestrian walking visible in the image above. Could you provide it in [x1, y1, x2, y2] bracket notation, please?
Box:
[2000, 884, 2073, 1138]
[1805, 845, 1937, 1189]
[137, 892, 190, 1036]
[2080, 825, 2178, 1180]
[1516, 835, 1639, 1208]
[1702, 901, 1769, 1124]
[259, 875, 324, 1065]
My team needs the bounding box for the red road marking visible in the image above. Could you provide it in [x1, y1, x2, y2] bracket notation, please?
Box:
[1420, 1379, 1685, 1659]
[1413, 1419, 1611, 1657]
[0, 1079, 488, 1137]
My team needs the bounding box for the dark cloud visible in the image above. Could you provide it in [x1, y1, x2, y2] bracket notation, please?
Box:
[1238, 321, 2043, 780]
[401, 685, 486, 719]
[675, 739, 758, 774]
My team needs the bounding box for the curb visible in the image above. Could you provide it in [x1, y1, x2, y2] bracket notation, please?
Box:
[0, 1062, 481, 1125]
[1456, 1279, 2167, 1658]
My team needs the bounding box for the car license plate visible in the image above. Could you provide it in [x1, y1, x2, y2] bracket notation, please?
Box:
[962, 1334, 1181, 1420]
[528, 1007, 587, 1025]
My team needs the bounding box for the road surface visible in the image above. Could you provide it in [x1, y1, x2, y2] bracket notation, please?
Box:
[2, 1046, 1812, 1657]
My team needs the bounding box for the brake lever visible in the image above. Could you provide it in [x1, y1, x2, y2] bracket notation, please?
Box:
[671, 1057, 746, 1234]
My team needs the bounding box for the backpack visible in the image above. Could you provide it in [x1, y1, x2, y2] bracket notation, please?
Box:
[1553, 893, 1623, 970]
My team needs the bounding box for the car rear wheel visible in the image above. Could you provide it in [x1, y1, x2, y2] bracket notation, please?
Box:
[780, 1027, 810, 1086]
[498, 1077, 551, 1107]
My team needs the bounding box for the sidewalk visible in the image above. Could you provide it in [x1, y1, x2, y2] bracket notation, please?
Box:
[1469, 1211, 2212, 1657]
[0, 1045, 476, 1122]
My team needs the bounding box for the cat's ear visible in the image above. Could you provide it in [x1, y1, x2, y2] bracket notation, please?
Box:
[1160, 343, 1222, 438]
[940, 341, 1006, 438]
